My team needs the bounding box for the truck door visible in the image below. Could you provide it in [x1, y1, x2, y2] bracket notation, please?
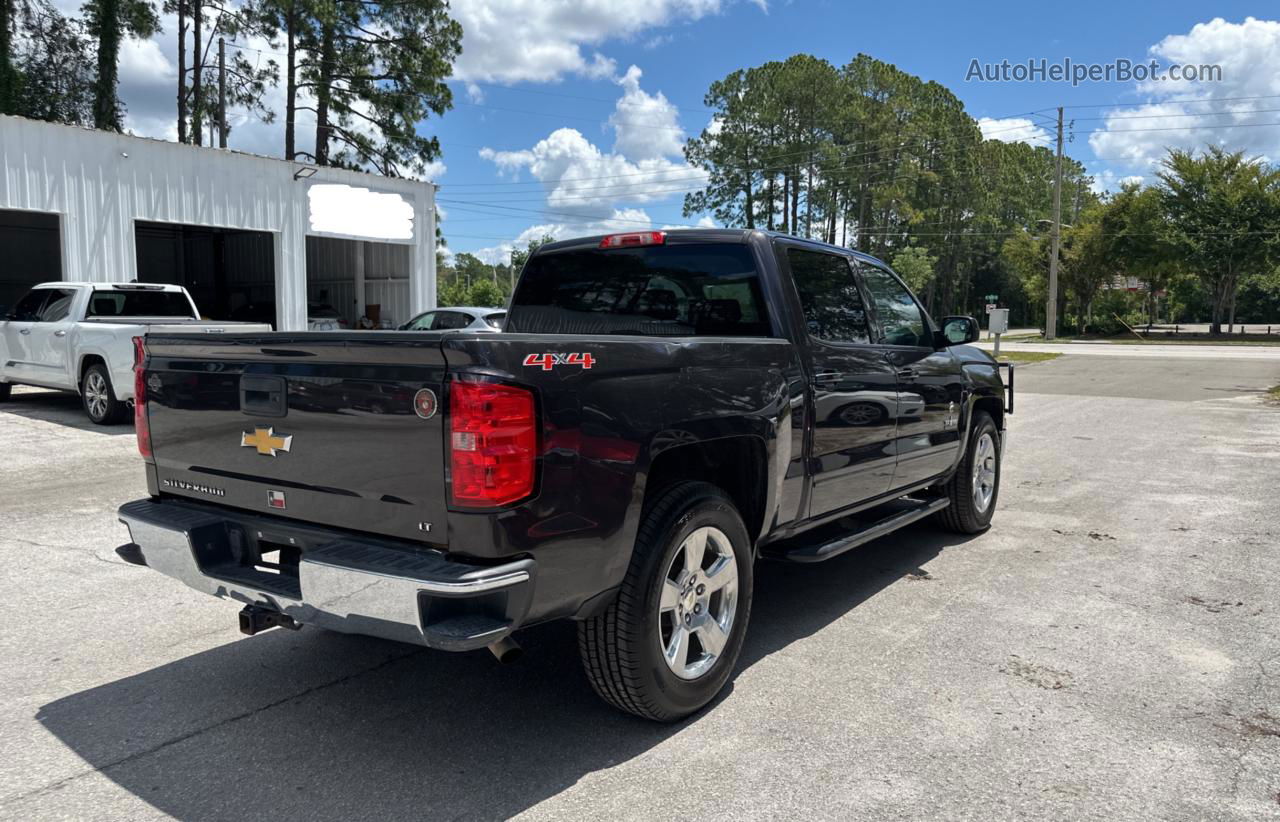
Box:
[783, 246, 898, 519]
[26, 287, 77, 388]
[1, 288, 52, 384]
[856, 261, 966, 489]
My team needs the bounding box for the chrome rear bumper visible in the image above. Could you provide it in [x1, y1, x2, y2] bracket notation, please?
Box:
[119, 498, 534, 650]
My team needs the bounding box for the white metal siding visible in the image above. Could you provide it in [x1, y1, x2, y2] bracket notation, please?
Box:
[0, 115, 436, 330]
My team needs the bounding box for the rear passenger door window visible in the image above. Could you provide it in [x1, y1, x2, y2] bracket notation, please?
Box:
[432, 311, 471, 330]
[37, 289, 77, 322]
[787, 248, 871, 344]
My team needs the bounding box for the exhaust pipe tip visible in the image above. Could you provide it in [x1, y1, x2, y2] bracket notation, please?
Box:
[487, 636, 523, 664]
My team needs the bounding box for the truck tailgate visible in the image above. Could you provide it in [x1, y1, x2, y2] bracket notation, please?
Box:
[142, 333, 448, 544]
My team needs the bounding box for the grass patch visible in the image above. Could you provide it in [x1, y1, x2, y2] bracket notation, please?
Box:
[1267, 385, 1280, 406]
[996, 351, 1063, 364]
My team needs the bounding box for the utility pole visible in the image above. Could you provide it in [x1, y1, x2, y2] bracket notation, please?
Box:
[217, 37, 227, 148]
[1045, 106, 1063, 341]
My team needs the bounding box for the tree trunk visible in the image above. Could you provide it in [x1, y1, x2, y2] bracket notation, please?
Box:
[742, 145, 754, 229]
[284, 0, 297, 159]
[313, 20, 336, 166]
[1, 0, 18, 115]
[765, 174, 774, 231]
[1210, 276, 1230, 335]
[92, 0, 122, 130]
[177, 0, 187, 142]
[191, 0, 202, 145]
[773, 171, 783, 231]
[789, 165, 799, 235]
[1228, 279, 1238, 333]
[804, 154, 813, 238]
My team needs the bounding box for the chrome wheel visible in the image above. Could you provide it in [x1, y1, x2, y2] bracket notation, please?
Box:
[658, 526, 739, 680]
[84, 371, 109, 420]
[839, 402, 881, 426]
[972, 432, 997, 513]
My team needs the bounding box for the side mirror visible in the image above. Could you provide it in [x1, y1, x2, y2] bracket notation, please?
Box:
[939, 315, 980, 346]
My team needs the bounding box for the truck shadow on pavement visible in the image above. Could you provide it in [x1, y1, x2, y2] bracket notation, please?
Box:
[36, 523, 976, 819]
[1, 388, 134, 435]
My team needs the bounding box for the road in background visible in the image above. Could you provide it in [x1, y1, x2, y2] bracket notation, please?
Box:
[1, 356, 1278, 821]
[979, 340, 1280, 360]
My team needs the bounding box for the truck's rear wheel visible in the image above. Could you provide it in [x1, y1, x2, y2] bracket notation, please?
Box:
[938, 410, 1001, 534]
[0, 383, 10, 402]
[578, 481, 753, 721]
[81, 364, 128, 425]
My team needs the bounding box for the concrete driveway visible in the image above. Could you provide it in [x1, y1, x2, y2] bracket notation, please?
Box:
[1, 355, 1278, 821]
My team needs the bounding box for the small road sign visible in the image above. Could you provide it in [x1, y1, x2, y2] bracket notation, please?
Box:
[985, 303, 997, 314]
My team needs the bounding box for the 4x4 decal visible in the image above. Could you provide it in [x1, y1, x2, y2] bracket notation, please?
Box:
[522, 353, 596, 371]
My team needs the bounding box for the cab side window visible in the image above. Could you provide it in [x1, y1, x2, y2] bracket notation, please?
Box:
[787, 248, 871, 344]
[38, 289, 76, 322]
[858, 263, 929, 347]
[9, 289, 49, 321]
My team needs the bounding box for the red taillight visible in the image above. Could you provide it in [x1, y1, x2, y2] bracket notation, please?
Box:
[449, 378, 537, 507]
[599, 231, 665, 249]
[132, 336, 152, 459]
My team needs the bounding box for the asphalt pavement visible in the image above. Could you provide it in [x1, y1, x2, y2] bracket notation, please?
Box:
[1, 354, 1278, 821]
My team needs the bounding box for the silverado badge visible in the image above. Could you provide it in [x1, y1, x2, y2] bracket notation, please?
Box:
[241, 427, 293, 457]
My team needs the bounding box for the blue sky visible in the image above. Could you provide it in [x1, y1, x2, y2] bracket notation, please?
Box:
[108, 0, 1280, 263]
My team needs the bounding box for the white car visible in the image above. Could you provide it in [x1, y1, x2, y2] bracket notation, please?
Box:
[399, 306, 506, 332]
[0, 282, 272, 424]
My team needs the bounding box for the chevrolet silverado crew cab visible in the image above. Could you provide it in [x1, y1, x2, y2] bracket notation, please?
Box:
[117, 229, 1012, 721]
[0, 283, 271, 424]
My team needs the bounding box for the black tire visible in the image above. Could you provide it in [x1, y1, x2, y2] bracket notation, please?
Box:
[0, 382, 11, 402]
[938, 410, 1001, 534]
[80, 363, 129, 425]
[578, 481, 754, 722]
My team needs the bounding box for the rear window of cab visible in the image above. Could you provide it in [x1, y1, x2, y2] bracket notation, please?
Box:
[506, 243, 769, 337]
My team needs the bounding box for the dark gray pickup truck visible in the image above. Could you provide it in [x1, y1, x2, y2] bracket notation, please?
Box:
[117, 229, 1011, 720]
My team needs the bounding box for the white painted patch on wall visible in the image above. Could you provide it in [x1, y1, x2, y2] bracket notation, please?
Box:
[307, 183, 414, 242]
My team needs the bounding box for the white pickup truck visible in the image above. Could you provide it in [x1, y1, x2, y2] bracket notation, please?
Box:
[0, 282, 271, 424]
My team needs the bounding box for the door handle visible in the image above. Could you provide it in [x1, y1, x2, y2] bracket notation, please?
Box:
[53, 330, 67, 337]
[18, 328, 30, 335]
[812, 371, 841, 385]
[896, 368, 918, 380]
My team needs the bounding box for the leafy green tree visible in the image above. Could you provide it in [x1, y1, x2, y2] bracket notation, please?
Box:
[306, 0, 461, 176]
[1059, 209, 1112, 334]
[1156, 146, 1280, 334]
[1099, 182, 1173, 327]
[83, 0, 159, 130]
[891, 246, 936, 295]
[465, 279, 504, 308]
[9, 0, 95, 124]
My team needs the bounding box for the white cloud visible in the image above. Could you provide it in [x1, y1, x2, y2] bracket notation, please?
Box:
[479, 127, 700, 216]
[977, 116, 1051, 146]
[449, 0, 731, 84]
[467, 66, 708, 261]
[610, 65, 685, 161]
[1088, 17, 1280, 183]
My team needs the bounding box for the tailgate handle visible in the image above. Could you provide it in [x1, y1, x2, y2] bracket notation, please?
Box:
[240, 375, 288, 417]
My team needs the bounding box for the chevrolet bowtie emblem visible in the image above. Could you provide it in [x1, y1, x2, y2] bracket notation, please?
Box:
[240, 427, 293, 457]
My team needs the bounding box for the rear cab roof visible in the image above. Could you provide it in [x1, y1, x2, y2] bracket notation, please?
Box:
[530, 228, 894, 270]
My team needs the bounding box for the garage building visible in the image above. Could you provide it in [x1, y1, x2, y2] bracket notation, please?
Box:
[0, 115, 437, 330]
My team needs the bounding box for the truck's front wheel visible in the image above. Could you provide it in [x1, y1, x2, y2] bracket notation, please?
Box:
[937, 410, 1001, 534]
[578, 481, 753, 721]
[81, 364, 128, 425]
